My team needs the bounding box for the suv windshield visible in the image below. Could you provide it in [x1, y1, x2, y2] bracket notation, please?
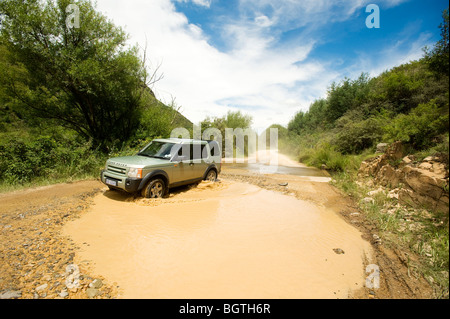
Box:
[138, 141, 175, 159]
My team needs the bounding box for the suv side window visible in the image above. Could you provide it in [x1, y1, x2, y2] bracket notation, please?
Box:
[192, 144, 204, 160]
[208, 141, 220, 157]
[177, 143, 211, 161]
[201, 144, 208, 159]
[177, 144, 191, 160]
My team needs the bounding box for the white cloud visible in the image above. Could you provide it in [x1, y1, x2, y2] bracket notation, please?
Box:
[174, 0, 212, 8]
[254, 15, 276, 28]
[237, 0, 410, 29]
[94, 0, 423, 132]
[95, 0, 337, 131]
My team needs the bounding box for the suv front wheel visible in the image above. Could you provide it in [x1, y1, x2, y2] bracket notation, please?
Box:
[141, 178, 166, 198]
[205, 169, 217, 182]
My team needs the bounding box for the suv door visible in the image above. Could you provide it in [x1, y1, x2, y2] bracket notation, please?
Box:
[171, 143, 197, 183]
[192, 143, 209, 178]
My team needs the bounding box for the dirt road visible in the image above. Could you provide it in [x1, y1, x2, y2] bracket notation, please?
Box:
[0, 153, 433, 299]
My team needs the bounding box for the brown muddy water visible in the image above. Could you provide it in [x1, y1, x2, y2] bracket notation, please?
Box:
[222, 151, 332, 182]
[63, 180, 372, 299]
[222, 162, 328, 177]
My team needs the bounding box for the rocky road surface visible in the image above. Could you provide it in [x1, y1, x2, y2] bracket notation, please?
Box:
[0, 181, 119, 299]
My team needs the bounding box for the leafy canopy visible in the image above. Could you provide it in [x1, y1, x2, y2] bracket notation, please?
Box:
[0, 0, 149, 148]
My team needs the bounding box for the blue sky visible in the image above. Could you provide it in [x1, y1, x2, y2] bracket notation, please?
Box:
[96, 0, 448, 131]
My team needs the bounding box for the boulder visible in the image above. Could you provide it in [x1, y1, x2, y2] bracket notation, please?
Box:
[359, 142, 406, 178]
[376, 143, 389, 153]
[0, 290, 22, 299]
[89, 279, 103, 289]
[358, 155, 386, 178]
[385, 141, 406, 161]
[86, 288, 100, 299]
[376, 164, 401, 188]
[402, 166, 446, 201]
[400, 166, 449, 213]
[358, 141, 449, 214]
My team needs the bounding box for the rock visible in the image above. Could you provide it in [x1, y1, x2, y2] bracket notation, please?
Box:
[86, 288, 100, 299]
[89, 279, 103, 289]
[419, 162, 433, 170]
[385, 141, 406, 161]
[358, 141, 449, 214]
[402, 166, 444, 198]
[373, 234, 382, 244]
[401, 155, 413, 165]
[59, 290, 69, 298]
[399, 166, 449, 212]
[431, 162, 448, 176]
[387, 189, 399, 199]
[279, 182, 288, 187]
[355, 181, 364, 187]
[0, 290, 22, 299]
[362, 197, 375, 204]
[358, 155, 385, 178]
[376, 143, 389, 153]
[333, 248, 345, 255]
[376, 164, 401, 188]
[35, 283, 48, 292]
[367, 188, 384, 197]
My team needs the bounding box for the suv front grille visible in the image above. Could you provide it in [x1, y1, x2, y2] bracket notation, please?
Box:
[107, 165, 127, 176]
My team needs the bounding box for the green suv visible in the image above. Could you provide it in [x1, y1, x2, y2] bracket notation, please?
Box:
[100, 138, 221, 198]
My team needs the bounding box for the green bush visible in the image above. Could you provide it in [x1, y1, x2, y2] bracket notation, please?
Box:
[297, 142, 349, 172]
[333, 115, 383, 154]
[383, 99, 449, 149]
[0, 131, 105, 186]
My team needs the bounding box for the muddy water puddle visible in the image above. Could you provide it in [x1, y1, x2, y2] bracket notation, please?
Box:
[223, 162, 327, 176]
[63, 180, 371, 299]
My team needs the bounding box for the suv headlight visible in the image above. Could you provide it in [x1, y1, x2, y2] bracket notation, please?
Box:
[128, 168, 143, 178]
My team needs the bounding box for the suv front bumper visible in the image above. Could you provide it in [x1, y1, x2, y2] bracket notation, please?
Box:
[100, 170, 143, 193]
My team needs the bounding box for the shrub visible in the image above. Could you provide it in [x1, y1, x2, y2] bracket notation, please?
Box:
[383, 99, 449, 150]
[298, 142, 348, 172]
[0, 131, 105, 185]
[333, 115, 383, 154]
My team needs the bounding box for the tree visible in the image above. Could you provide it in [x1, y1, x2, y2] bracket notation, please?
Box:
[287, 110, 305, 135]
[200, 110, 253, 156]
[0, 0, 150, 148]
[325, 73, 371, 124]
[424, 8, 449, 77]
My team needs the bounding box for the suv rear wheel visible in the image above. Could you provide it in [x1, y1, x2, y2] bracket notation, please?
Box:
[141, 178, 166, 198]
